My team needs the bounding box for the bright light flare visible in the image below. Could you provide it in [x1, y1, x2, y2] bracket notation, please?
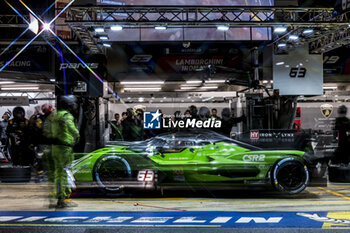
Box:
[43, 23, 51, 31]
[29, 14, 39, 34]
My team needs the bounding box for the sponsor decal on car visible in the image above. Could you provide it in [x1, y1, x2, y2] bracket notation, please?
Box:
[137, 170, 155, 182]
[243, 154, 265, 162]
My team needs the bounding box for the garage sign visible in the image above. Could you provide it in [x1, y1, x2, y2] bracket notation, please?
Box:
[273, 45, 323, 96]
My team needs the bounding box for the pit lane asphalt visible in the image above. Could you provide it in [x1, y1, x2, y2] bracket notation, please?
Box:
[0, 183, 350, 233]
[0, 183, 350, 212]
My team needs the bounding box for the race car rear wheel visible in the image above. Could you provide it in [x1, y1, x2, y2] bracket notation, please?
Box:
[94, 155, 132, 193]
[271, 158, 309, 195]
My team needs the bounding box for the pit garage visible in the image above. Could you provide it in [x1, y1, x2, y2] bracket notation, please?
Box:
[0, 0, 350, 232]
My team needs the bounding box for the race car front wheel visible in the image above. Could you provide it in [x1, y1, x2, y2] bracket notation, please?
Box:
[271, 158, 309, 195]
[94, 155, 132, 193]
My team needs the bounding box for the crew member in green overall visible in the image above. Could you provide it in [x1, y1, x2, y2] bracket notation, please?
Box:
[44, 95, 80, 208]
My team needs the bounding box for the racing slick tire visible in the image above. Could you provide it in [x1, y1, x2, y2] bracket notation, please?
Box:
[271, 158, 309, 195]
[93, 154, 132, 194]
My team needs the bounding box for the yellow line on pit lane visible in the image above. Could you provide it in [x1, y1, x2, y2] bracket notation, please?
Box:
[0, 223, 221, 228]
[66, 199, 350, 204]
[316, 187, 350, 201]
[328, 184, 350, 187]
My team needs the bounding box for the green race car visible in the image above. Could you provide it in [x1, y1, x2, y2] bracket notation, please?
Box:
[67, 130, 322, 195]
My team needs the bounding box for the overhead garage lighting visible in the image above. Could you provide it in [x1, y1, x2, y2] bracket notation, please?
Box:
[274, 27, 287, 33]
[277, 43, 287, 48]
[206, 80, 226, 83]
[262, 80, 268, 84]
[303, 29, 314, 34]
[94, 27, 105, 33]
[217, 25, 229, 31]
[155, 26, 167, 30]
[203, 96, 214, 102]
[99, 35, 109, 40]
[201, 86, 218, 89]
[111, 25, 123, 31]
[275, 62, 285, 66]
[124, 87, 161, 91]
[0, 81, 15, 84]
[186, 80, 202, 84]
[121, 81, 164, 85]
[181, 87, 197, 90]
[103, 43, 111, 47]
[2, 87, 39, 90]
[288, 35, 299, 41]
[323, 86, 337, 90]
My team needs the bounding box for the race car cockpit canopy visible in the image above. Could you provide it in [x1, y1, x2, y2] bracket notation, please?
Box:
[112, 130, 261, 154]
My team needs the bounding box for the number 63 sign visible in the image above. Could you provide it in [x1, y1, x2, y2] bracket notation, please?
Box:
[289, 67, 307, 78]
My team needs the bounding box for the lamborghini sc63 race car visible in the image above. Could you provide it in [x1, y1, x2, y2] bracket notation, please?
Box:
[67, 130, 323, 195]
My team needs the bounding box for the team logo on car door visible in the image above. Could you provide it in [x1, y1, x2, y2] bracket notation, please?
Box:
[320, 104, 333, 118]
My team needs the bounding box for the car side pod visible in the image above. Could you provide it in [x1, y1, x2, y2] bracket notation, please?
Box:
[271, 157, 309, 195]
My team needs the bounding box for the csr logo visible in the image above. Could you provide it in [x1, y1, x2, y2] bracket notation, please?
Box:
[289, 67, 307, 78]
[243, 154, 266, 162]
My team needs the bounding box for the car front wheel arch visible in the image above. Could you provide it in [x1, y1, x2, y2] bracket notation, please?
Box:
[271, 157, 309, 195]
[93, 154, 133, 193]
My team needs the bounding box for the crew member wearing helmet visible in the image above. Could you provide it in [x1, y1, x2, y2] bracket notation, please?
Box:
[44, 95, 80, 208]
[6, 107, 32, 165]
